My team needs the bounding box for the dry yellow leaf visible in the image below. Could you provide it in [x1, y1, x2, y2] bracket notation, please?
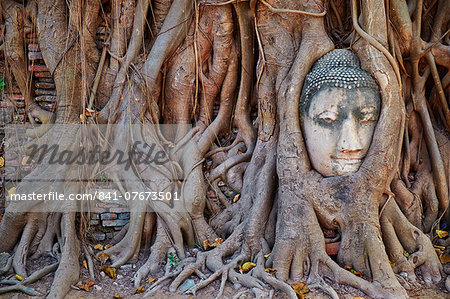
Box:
[101, 266, 117, 279]
[436, 230, 449, 238]
[80, 114, 86, 123]
[113, 295, 122, 299]
[146, 277, 156, 283]
[203, 238, 224, 250]
[82, 260, 88, 269]
[264, 253, 271, 258]
[389, 260, 396, 268]
[292, 282, 309, 297]
[134, 286, 145, 294]
[0, 157, 4, 167]
[240, 262, 256, 273]
[98, 252, 110, 264]
[265, 268, 276, 275]
[403, 251, 409, 258]
[77, 280, 95, 292]
[354, 297, 365, 299]
[203, 240, 212, 250]
[440, 254, 450, 264]
[104, 244, 113, 249]
[434, 245, 446, 251]
[233, 194, 240, 203]
[15, 274, 24, 281]
[94, 244, 104, 251]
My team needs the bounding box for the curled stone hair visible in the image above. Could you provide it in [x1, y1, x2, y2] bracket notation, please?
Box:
[299, 49, 379, 110]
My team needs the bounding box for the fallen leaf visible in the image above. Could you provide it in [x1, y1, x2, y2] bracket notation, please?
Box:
[134, 286, 145, 294]
[203, 238, 224, 250]
[403, 251, 409, 258]
[15, 274, 24, 281]
[436, 230, 449, 238]
[98, 252, 110, 264]
[354, 297, 365, 299]
[100, 266, 117, 279]
[265, 268, 276, 275]
[389, 260, 396, 268]
[264, 253, 271, 259]
[104, 244, 113, 250]
[82, 260, 88, 269]
[440, 254, 450, 264]
[146, 277, 156, 283]
[233, 194, 240, 203]
[94, 244, 104, 251]
[85, 108, 96, 117]
[237, 150, 243, 155]
[76, 280, 95, 292]
[0, 157, 4, 167]
[203, 240, 212, 250]
[240, 262, 256, 273]
[113, 295, 122, 299]
[344, 265, 363, 277]
[434, 245, 446, 251]
[80, 114, 85, 123]
[292, 282, 309, 297]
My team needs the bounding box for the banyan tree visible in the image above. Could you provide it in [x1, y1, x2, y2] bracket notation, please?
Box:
[0, 0, 449, 298]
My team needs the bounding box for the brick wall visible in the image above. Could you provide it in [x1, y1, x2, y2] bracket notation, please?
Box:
[0, 26, 129, 240]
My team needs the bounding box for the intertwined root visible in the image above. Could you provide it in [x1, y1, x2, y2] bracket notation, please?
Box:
[381, 198, 442, 284]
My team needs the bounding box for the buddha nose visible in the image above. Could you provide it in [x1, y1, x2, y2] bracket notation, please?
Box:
[338, 118, 363, 153]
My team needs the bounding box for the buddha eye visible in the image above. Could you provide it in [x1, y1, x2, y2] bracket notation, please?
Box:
[318, 112, 338, 124]
[360, 113, 376, 123]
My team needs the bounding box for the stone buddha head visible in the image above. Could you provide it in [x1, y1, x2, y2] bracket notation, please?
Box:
[300, 49, 380, 177]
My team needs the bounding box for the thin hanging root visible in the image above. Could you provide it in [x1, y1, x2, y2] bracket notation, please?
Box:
[351, 0, 402, 92]
[0, 262, 59, 296]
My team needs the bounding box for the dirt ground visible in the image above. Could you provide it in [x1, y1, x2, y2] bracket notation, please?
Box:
[1, 253, 449, 299]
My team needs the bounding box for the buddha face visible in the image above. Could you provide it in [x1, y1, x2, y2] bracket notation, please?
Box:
[301, 87, 380, 177]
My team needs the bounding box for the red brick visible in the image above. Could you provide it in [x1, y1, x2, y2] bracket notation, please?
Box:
[29, 65, 49, 72]
[35, 89, 56, 96]
[39, 102, 56, 110]
[4, 94, 24, 101]
[100, 213, 117, 220]
[35, 82, 55, 89]
[26, 32, 37, 38]
[28, 44, 40, 51]
[326, 242, 340, 256]
[34, 72, 52, 78]
[109, 207, 129, 213]
[34, 95, 56, 102]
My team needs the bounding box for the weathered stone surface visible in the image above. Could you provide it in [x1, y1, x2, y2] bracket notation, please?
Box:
[118, 213, 130, 220]
[28, 44, 40, 51]
[101, 213, 117, 220]
[39, 102, 57, 110]
[102, 219, 129, 227]
[93, 232, 105, 241]
[28, 51, 43, 61]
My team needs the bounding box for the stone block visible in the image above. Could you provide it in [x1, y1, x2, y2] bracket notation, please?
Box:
[100, 213, 117, 220]
[102, 219, 129, 227]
